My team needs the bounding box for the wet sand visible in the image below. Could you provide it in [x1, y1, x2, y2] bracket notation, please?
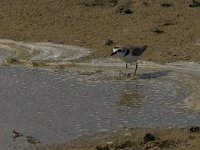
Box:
[0, 0, 200, 150]
[35, 127, 200, 150]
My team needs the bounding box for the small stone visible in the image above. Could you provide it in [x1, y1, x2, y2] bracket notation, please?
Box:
[6, 58, 18, 64]
[79, 0, 118, 7]
[143, 133, 156, 143]
[161, 22, 175, 26]
[189, 126, 200, 133]
[96, 145, 109, 150]
[161, 3, 173, 7]
[103, 39, 114, 46]
[115, 4, 132, 14]
[12, 130, 23, 139]
[143, 1, 149, 6]
[153, 29, 165, 34]
[47, 40, 64, 44]
[26, 136, 41, 144]
[106, 141, 113, 145]
[189, 0, 200, 7]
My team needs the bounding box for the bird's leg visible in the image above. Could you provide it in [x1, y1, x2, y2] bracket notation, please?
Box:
[133, 61, 138, 76]
[125, 63, 128, 75]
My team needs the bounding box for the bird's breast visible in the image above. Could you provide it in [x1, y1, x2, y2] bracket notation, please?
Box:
[120, 54, 139, 63]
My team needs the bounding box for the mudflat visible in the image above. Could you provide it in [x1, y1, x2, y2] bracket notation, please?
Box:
[35, 127, 200, 150]
[0, 0, 200, 63]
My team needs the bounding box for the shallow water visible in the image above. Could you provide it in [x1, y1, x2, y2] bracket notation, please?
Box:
[0, 63, 200, 150]
[0, 40, 200, 150]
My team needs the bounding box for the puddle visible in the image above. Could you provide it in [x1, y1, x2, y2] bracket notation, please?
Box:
[0, 40, 200, 150]
[0, 64, 200, 150]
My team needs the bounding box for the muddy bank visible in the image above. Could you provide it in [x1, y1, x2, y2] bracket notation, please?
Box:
[35, 127, 200, 150]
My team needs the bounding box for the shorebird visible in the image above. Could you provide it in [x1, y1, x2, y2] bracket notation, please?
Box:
[111, 45, 148, 75]
[12, 130, 23, 139]
[26, 136, 41, 144]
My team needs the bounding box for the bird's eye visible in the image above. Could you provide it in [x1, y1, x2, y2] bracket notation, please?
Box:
[118, 49, 121, 52]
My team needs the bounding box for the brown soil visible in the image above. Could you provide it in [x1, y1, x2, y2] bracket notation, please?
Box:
[1, 0, 200, 150]
[0, 0, 200, 63]
[35, 127, 200, 150]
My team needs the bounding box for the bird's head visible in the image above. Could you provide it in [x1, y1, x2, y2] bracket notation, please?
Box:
[111, 46, 126, 56]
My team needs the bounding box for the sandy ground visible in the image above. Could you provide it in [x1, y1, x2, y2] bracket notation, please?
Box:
[1, 0, 200, 149]
[0, 0, 200, 63]
[35, 127, 200, 150]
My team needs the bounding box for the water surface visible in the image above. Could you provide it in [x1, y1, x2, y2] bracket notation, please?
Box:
[0, 64, 200, 150]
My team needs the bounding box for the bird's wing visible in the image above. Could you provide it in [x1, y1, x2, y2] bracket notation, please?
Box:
[130, 46, 146, 56]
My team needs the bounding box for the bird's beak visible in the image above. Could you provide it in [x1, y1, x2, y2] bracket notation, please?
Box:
[111, 51, 117, 56]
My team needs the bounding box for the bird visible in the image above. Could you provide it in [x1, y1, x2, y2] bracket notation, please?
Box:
[12, 130, 23, 139]
[111, 45, 148, 76]
[26, 136, 41, 144]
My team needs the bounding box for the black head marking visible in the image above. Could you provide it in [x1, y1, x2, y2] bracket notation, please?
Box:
[117, 49, 122, 52]
[124, 49, 130, 56]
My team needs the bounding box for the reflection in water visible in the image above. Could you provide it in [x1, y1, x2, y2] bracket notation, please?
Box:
[116, 84, 144, 111]
[183, 75, 200, 111]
